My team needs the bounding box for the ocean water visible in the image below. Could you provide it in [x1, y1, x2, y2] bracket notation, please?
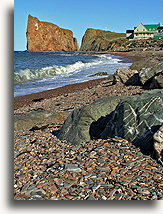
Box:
[14, 51, 132, 97]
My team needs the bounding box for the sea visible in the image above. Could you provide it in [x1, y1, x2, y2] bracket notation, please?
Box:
[14, 51, 132, 97]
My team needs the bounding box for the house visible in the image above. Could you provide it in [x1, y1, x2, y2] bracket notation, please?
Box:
[126, 23, 161, 40]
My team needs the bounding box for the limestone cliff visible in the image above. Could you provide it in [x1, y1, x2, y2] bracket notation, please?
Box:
[80, 28, 126, 51]
[26, 15, 79, 52]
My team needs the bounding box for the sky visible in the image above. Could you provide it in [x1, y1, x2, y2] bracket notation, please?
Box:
[14, 0, 162, 51]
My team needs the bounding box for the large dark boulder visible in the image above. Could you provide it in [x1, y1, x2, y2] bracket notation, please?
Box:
[100, 89, 163, 155]
[57, 96, 123, 145]
[58, 89, 163, 160]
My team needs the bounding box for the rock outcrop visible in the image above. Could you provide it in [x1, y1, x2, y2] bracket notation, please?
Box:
[58, 89, 163, 162]
[26, 15, 78, 52]
[113, 59, 163, 89]
[80, 28, 126, 52]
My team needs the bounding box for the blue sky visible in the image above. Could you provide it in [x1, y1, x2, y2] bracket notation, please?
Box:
[14, 0, 162, 50]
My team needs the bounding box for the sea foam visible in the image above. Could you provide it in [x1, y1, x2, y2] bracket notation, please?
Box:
[14, 55, 121, 84]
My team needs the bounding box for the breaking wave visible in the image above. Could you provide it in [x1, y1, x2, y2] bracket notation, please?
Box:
[14, 54, 121, 84]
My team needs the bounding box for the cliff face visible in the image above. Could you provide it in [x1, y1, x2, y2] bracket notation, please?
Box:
[80, 28, 126, 51]
[26, 15, 79, 52]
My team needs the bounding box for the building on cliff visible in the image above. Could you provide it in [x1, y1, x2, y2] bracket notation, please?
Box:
[26, 15, 79, 52]
[126, 23, 162, 40]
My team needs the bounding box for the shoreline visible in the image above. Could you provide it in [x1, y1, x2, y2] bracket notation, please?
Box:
[14, 77, 107, 109]
[14, 50, 163, 110]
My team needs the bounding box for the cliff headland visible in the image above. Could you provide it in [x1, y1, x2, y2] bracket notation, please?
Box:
[26, 15, 79, 52]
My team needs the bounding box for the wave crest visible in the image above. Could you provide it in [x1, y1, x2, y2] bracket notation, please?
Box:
[14, 54, 121, 84]
[14, 61, 86, 84]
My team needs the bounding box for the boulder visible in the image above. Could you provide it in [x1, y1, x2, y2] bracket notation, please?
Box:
[100, 89, 163, 156]
[139, 61, 163, 88]
[57, 96, 123, 145]
[14, 109, 68, 131]
[153, 125, 163, 164]
[115, 60, 163, 89]
[58, 89, 163, 161]
[88, 72, 108, 77]
[26, 15, 78, 52]
[113, 68, 139, 85]
[148, 72, 163, 89]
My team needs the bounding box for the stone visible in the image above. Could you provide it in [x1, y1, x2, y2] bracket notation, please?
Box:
[153, 125, 163, 164]
[26, 15, 78, 52]
[88, 72, 108, 77]
[14, 109, 68, 131]
[113, 68, 139, 85]
[113, 59, 163, 88]
[65, 164, 82, 172]
[58, 96, 123, 145]
[139, 61, 163, 88]
[149, 72, 163, 89]
[100, 89, 163, 156]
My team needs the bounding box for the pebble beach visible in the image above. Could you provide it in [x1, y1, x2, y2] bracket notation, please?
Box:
[14, 51, 163, 200]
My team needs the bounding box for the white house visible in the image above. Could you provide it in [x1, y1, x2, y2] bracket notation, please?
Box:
[126, 23, 161, 40]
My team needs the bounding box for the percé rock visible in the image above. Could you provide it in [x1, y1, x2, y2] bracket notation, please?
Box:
[58, 89, 163, 162]
[80, 28, 126, 52]
[26, 15, 78, 52]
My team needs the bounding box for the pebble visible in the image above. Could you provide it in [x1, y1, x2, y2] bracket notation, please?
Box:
[14, 127, 163, 200]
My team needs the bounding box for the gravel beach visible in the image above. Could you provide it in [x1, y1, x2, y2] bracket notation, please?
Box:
[14, 50, 163, 200]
